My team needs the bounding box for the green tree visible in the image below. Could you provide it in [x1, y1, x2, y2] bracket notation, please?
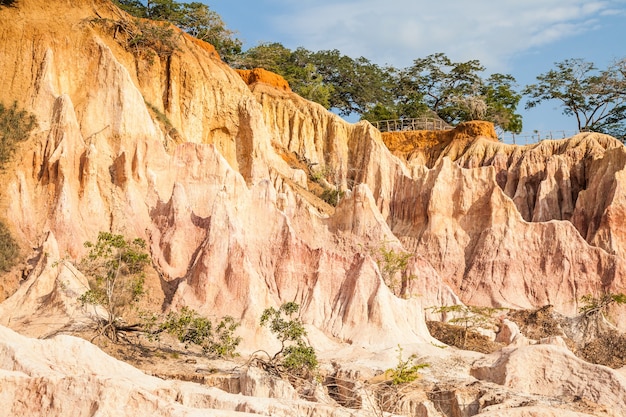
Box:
[235, 42, 293, 74]
[404, 53, 484, 123]
[112, 0, 241, 61]
[259, 302, 318, 377]
[78, 232, 150, 342]
[309, 50, 394, 116]
[396, 53, 522, 132]
[177, 2, 242, 59]
[145, 0, 181, 20]
[482, 73, 523, 134]
[112, 0, 148, 17]
[523, 58, 626, 138]
[235, 43, 333, 107]
[371, 242, 415, 298]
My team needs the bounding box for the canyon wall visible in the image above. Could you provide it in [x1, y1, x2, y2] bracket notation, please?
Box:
[1, 0, 625, 352]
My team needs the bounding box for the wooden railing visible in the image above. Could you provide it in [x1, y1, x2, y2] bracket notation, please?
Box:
[499, 130, 580, 145]
[373, 117, 452, 132]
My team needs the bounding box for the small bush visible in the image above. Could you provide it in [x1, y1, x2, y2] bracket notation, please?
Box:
[579, 292, 626, 318]
[259, 302, 318, 377]
[0, 220, 19, 272]
[0, 101, 37, 167]
[426, 320, 502, 354]
[507, 305, 562, 340]
[157, 306, 241, 358]
[580, 329, 626, 368]
[128, 19, 179, 58]
[320, 188, 343, 207]
[93, 18, 179, 63]
[371, 242, 415, 297]
[428, 304, 505, 351]
[385, 345, 428, 385]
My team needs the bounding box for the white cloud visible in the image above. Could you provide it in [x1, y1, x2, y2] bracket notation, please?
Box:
[268, 0, 623, 71]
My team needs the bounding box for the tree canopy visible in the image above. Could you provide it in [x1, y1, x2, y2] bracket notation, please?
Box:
[524, 58, 626, 140]
[235, 47, 523, 133]
[395, 53, 522, 132]
[111, 1, 626, 139]
[112, 0, 242, 60]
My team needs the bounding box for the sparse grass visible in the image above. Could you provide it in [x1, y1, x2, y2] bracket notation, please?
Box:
[384, 345, 428, 385]
[507, 305, 562, 340]
[426, 320, 503, 354]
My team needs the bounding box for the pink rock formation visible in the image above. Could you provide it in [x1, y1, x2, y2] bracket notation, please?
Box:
[1, 1, 626, 415]
[0, 0, 450, 350]
[1, 0, 626, 344]
[0, 325, 379, 417]
[472, 344, 626, 416]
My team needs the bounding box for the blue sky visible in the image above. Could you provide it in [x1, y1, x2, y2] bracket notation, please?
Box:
[208, 0, 626, 135]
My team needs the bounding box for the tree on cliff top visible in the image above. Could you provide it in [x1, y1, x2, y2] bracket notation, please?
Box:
[524, 58, 626, 140]
[112, 0, 242, 60]
[235, 43, 386, 115]
[397, 53, 522, 133]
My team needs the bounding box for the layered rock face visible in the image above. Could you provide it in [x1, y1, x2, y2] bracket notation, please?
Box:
[380, 126, 626, 315]
[0, 0, 446, 349]
[1, 0, 626, 341]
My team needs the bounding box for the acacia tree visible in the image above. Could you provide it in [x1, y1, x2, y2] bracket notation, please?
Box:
[309, 50, 394, 116]
[397, 53, 522, 132]
[523, 58, 626, 139]
[403, 53, 484, 123]
[78, 232, 150, 342]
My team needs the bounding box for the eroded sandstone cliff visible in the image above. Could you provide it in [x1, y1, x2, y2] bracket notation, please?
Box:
[1, 0, 626, 416]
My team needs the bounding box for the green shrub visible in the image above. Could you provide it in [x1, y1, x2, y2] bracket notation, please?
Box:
[128, 19, 179, 58]
[371, 241, 416, 297]
[158, 306, 241, 358]
[0, 220, 19, 272]
[259, 302, 318, 377]
[93, 18, 179, 63]
[0, 101, 37, 167]
[579, 292, 626, 318]
[385, 345, 428, 385]
[320, 188, 343, 206]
